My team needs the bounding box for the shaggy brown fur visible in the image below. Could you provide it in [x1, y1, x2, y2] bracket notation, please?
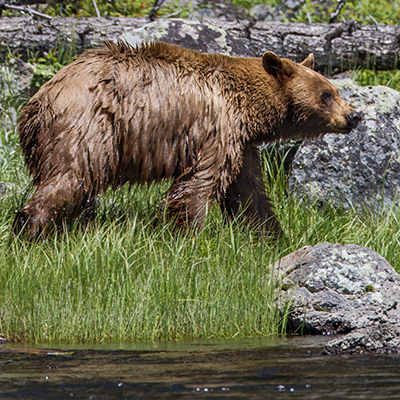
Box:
[15, 41, 361, 238]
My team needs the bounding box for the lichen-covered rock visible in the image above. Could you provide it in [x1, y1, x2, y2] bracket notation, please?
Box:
[324, 324, 400, 354]
[0, 59, 34, 131]
[250, 0, 334, 22]
[178, 0, 251, 22]
[274, 0, 306, 21]
[275, 242, 400, 334]
[249, 4, 275, 21]
[289, 79, 400, 213]
[118, 18, 254, 57]
[0, 182, 14, 197]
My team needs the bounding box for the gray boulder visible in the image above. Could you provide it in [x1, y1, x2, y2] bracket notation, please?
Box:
[324, 324, 400, 354]
[289, 79, 400, 213]
[250, 0, 334, 22]
[177, 0, 251, 22]
[1, 57, 34, 97]
[274, 0, 306, 21]
[0, 182, 14, 196]
[0, 59, 33, 131]
[249, 4, 275, 21]
[275, 242, 400, 336]
[118, 18, 254, 57]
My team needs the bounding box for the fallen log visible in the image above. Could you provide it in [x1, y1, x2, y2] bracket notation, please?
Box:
[0, 16, 399, 72]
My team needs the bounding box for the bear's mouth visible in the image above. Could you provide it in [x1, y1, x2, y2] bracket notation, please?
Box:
[336, 126, 355, 134]
[328, 111, 362, 134]
[327, 122, 357, 134]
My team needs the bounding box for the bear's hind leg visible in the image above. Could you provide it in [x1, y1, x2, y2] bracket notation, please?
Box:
[219, 144, 281, 235]
[14, 171, 96, 239]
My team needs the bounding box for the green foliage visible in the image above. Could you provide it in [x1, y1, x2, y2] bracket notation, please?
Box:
[0, 63, 27, 186]
[233, 0, 400, 25]
[343, 0, 400, 25]
[354, 69, 400, 92]
[29, 40, 77, 90]
[286, 0, 335, 23]
[43, 0, 152, 18]
[4, 0, 400, 25]
[261, 146, 400, 270]
[232, 0, 280, 9]
[0, 191, 287, 343]
[30, 57, 63, 90]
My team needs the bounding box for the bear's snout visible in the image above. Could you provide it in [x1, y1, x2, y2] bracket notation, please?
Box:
[346, 111, 362, 129]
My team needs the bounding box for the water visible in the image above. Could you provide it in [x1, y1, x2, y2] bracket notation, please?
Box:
[1, 335, 400, 399]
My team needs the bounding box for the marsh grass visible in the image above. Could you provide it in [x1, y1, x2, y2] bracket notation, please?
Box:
[0, 189, 286, 343]
[2, 143, 400, 343]
[1, 56, 400, 344]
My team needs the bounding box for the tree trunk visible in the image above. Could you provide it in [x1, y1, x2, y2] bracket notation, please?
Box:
[0, 16, 399, 72]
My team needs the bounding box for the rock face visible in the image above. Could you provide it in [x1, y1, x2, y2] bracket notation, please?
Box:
[289, 79, 400, 213]
[118, 18, 254, 57]
[0, 59, 33, 130]
[0, 58, 31, 148]
[276, 242, 400, 337]
[178, 0, 332, 23]
[324, 324, 400, 354]
[177, 0, 252, 22]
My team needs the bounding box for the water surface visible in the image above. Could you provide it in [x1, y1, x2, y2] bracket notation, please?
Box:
[1, 335, 400, 399]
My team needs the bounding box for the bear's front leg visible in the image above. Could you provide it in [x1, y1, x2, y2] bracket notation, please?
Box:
[219, 143, 281, 235]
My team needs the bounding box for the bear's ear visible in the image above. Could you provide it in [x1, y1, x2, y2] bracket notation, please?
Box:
[300, 53, 315, 70]
[262, 51, 293, 80]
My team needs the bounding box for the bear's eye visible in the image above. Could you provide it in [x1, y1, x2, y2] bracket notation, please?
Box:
[321, 91, 332, 101]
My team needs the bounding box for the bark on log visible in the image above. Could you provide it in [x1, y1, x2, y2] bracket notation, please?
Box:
[0, 16, 399, 72]
[247, 20, 400, 72]
[0, 16, 147, 59]
[217, 19, 400, 72]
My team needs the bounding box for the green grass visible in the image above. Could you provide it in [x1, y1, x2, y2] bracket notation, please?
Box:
[2, 57, 400, 344]
[2, 140, 400, 344]
[1, 180, 287, 343]
[232, 0, 400, 25]
[232, 0, 280, 10]
[354, 69, 400, 91]
[0, 209, 285, 343]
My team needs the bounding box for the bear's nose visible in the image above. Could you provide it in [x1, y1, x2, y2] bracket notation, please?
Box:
[347, 111, 362, 128]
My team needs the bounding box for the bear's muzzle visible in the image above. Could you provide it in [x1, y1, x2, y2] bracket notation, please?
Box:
[347, 111, 362, 129]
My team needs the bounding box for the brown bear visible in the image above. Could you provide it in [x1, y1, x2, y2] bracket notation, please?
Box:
[15, 41, 361, 238]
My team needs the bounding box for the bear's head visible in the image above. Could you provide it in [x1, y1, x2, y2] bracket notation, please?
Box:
[262, 51, 362, 140]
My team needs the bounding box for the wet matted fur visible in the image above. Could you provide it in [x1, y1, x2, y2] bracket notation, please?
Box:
[16, 41, 361, 238]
